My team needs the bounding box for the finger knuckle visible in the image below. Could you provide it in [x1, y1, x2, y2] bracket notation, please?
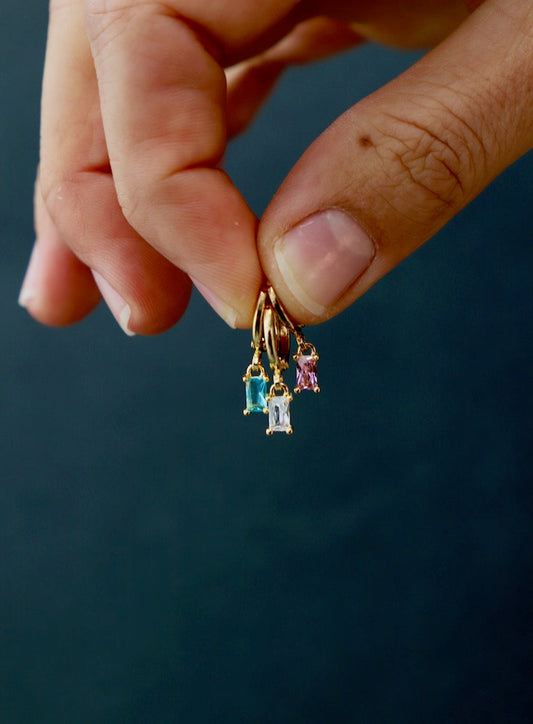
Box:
[85, 0, 137, 18]
[40, 167, 75, 216]
[85, 0, 139, 51]
[115, 181, 144, 227]
[373, 101, 487, 222]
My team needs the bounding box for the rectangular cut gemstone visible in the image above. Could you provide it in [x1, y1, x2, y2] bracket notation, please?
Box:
[245, 376, 268, 413]
[268, 395, 291, 432]
[295, 355, 318, 391]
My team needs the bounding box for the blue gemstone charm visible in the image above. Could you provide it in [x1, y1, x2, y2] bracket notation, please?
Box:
[243, 364, 269, 415]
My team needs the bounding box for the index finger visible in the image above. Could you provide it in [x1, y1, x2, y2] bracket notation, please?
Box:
[84, 0, 302, 327]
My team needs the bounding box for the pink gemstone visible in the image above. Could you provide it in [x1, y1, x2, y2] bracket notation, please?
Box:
[295, 355, 318, 391]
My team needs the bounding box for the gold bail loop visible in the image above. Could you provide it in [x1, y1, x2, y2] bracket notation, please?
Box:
[264, 306, 290, 372]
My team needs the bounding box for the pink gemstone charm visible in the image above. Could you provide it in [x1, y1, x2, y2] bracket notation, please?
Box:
[295, 354, 320, 393]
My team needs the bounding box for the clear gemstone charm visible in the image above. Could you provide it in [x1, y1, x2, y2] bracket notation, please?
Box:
[266, 393, 293, 435]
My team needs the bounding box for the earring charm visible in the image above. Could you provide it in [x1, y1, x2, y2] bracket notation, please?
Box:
[242, 363, 269, 415]
[294, 340, 320, 394]
[266, 381, 293, 435]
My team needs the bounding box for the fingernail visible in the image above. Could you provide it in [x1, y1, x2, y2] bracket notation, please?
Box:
[273, 209, 375, 316]
[191, 277, 238, 329]
[92, 271, 135, 336]
[18, 241, 41, 309]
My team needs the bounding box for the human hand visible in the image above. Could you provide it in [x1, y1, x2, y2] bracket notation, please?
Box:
[19, 0, 533, 334]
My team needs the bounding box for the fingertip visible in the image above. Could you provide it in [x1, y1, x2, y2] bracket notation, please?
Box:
[91, 271, 135, 336]
[19, 238, 102, 327]
[119, 167, 262, 333]
[261, 209, 376, 325]
[129, 274, 193, 336]
[92, 265, 193, 336]
[191, 277, 239, 329]
[40, 168, 194, 336]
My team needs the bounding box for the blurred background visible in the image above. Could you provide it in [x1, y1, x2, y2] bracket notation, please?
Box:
[1, 4, 532, 722]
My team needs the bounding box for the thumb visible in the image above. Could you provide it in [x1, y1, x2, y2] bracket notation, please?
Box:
[258, 0, 533, 324]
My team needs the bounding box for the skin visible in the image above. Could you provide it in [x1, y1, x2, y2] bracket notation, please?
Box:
[20, 0, 533, 334]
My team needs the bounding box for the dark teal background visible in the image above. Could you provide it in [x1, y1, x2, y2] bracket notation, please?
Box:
[1, 4, 532, 722]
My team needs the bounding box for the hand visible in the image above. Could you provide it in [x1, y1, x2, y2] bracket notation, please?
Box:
[19, 0, 533, 334]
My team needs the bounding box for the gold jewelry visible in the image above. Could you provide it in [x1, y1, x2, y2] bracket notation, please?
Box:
[243, 285, 320, 435]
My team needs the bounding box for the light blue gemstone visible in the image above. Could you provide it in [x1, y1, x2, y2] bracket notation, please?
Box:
[245, 376, 268, 413]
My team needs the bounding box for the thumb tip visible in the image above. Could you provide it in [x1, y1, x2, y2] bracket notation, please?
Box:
[266, 208, 376, 323]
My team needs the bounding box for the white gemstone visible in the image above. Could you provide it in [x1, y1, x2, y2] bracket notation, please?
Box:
[268, 395, 291, 433]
